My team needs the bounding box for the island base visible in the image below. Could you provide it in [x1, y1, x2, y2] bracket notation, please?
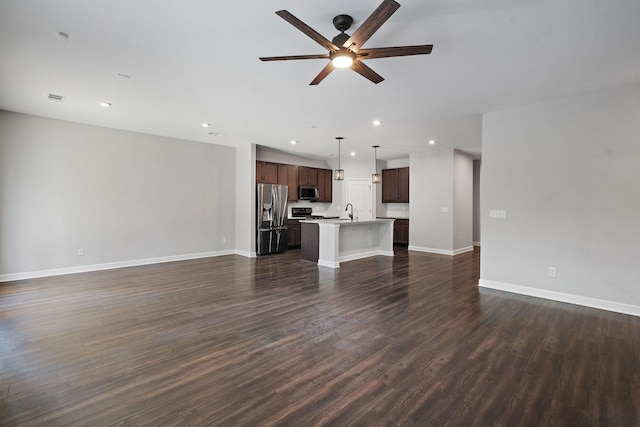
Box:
[301, 219, 394, 268]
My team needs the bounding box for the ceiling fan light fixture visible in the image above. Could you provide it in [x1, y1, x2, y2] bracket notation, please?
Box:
[330, 50, 355, 68]
[261, 2, 433, 85]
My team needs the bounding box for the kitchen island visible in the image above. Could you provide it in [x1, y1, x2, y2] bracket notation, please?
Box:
[300, 218, 395, 268]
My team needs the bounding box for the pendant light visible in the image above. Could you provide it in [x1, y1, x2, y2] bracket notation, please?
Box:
[334, 137, 345, 180]
[372, 145, 381, 184]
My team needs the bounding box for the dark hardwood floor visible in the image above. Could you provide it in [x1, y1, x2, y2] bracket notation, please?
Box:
[1, 248, 639, 426]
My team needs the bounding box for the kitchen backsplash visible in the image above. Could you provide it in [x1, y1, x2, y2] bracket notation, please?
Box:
[288, 200, 331, 217]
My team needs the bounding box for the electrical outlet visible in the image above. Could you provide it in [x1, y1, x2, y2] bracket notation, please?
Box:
[77, 248, 84, 256]
[548, 267, 556, 277]
[222, 237, 227, 243]
[441, 207, 449, 213]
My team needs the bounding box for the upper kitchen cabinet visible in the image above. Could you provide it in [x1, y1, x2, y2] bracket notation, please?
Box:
[256, 161, 330, 202]
[316, 168, 332, 202]
[256, 161, 278, 184]
[382, 167, 410, 203]
[277, 163, 299, 201]
[298, 166, 318, 186]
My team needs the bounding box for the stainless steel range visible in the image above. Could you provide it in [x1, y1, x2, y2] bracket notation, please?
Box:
[291, 207, 325, 220]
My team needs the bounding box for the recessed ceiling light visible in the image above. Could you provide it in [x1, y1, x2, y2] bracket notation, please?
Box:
[290, 140, 297, 145]
[373, 120, 382, 126]
[117, 73, 131, 79]
[99, 102, 111, 107]
[207, 132, 224, 137]
[201, 123, 211, 128]
[429, 139, 436, 145]
[350, 152, 356, 156]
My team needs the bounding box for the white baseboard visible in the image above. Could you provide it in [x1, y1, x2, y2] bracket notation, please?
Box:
[318, 259, 340, 268]
[235, 249, 256, 258]
[408, 245, 474, 256]
[340, 250, 392, 263]
[453, 246, 474, 255]
[408, 246, 453, 256]
[478, 279, 640, 318]
[0, 250, 236, 282]
[316, 249, 395, 269]
[473, 241, 481, 247]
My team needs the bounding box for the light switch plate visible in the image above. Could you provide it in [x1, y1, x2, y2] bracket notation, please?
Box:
[490, 209, 507, 219]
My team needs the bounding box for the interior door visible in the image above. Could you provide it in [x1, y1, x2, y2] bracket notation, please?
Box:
[347, 179, 373, 220]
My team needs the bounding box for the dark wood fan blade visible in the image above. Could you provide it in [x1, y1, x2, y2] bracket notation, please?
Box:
[351, 61, 384, 84]
[310, 62, 335, 85]
[276, 10, 339, 51]
[357, 45, 433, 59]
[260, 54, 330, 61]
[343, 0, 400, 51]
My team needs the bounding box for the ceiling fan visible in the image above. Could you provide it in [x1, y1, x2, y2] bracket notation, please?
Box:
[259, 0, 433, 85]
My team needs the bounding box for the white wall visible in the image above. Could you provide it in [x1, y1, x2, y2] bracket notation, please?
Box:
[473, 160, 482, 245]
[453, 150, 474, 252]
[256, 145, 331, 169]
[480, 84, 640, 315]
[329, 155, 382, 219]
[409, 149, 474, 255]
[409, 149, 454, 253]
[235, 143, 255, 257]
[0, 111, 236, 280]
[386, 159, 410, 169]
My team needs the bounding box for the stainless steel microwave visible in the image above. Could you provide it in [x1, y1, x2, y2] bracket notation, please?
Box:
[298, 185, 318, 201]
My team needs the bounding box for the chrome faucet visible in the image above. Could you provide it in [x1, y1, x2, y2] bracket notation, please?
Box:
[345, 203, 354, 221]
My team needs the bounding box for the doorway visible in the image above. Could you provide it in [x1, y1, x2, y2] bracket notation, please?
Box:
[346, 179, 373, 220]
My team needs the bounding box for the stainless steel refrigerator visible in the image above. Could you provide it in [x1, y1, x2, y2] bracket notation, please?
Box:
[256, 183, 288, 255]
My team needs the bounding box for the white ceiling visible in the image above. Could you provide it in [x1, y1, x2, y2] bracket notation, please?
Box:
[1, 0, 639, 160]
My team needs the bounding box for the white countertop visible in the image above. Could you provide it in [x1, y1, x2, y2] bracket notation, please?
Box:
[299, 218, 394, 225]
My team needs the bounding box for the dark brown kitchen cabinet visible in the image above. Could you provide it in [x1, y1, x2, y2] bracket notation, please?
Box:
[382, 167, 410, 203]
[256, 161, 278, 184]
[316, 168, 332, 202]
[394, 219, 409, 245]
[382, 168, 396, 201]
[298, 166, 318, 186]
[301, 222, 319, 262]
[397, 167, 409, 202]
[277, 163, 299, 201]
[288, 219, 301, 247]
